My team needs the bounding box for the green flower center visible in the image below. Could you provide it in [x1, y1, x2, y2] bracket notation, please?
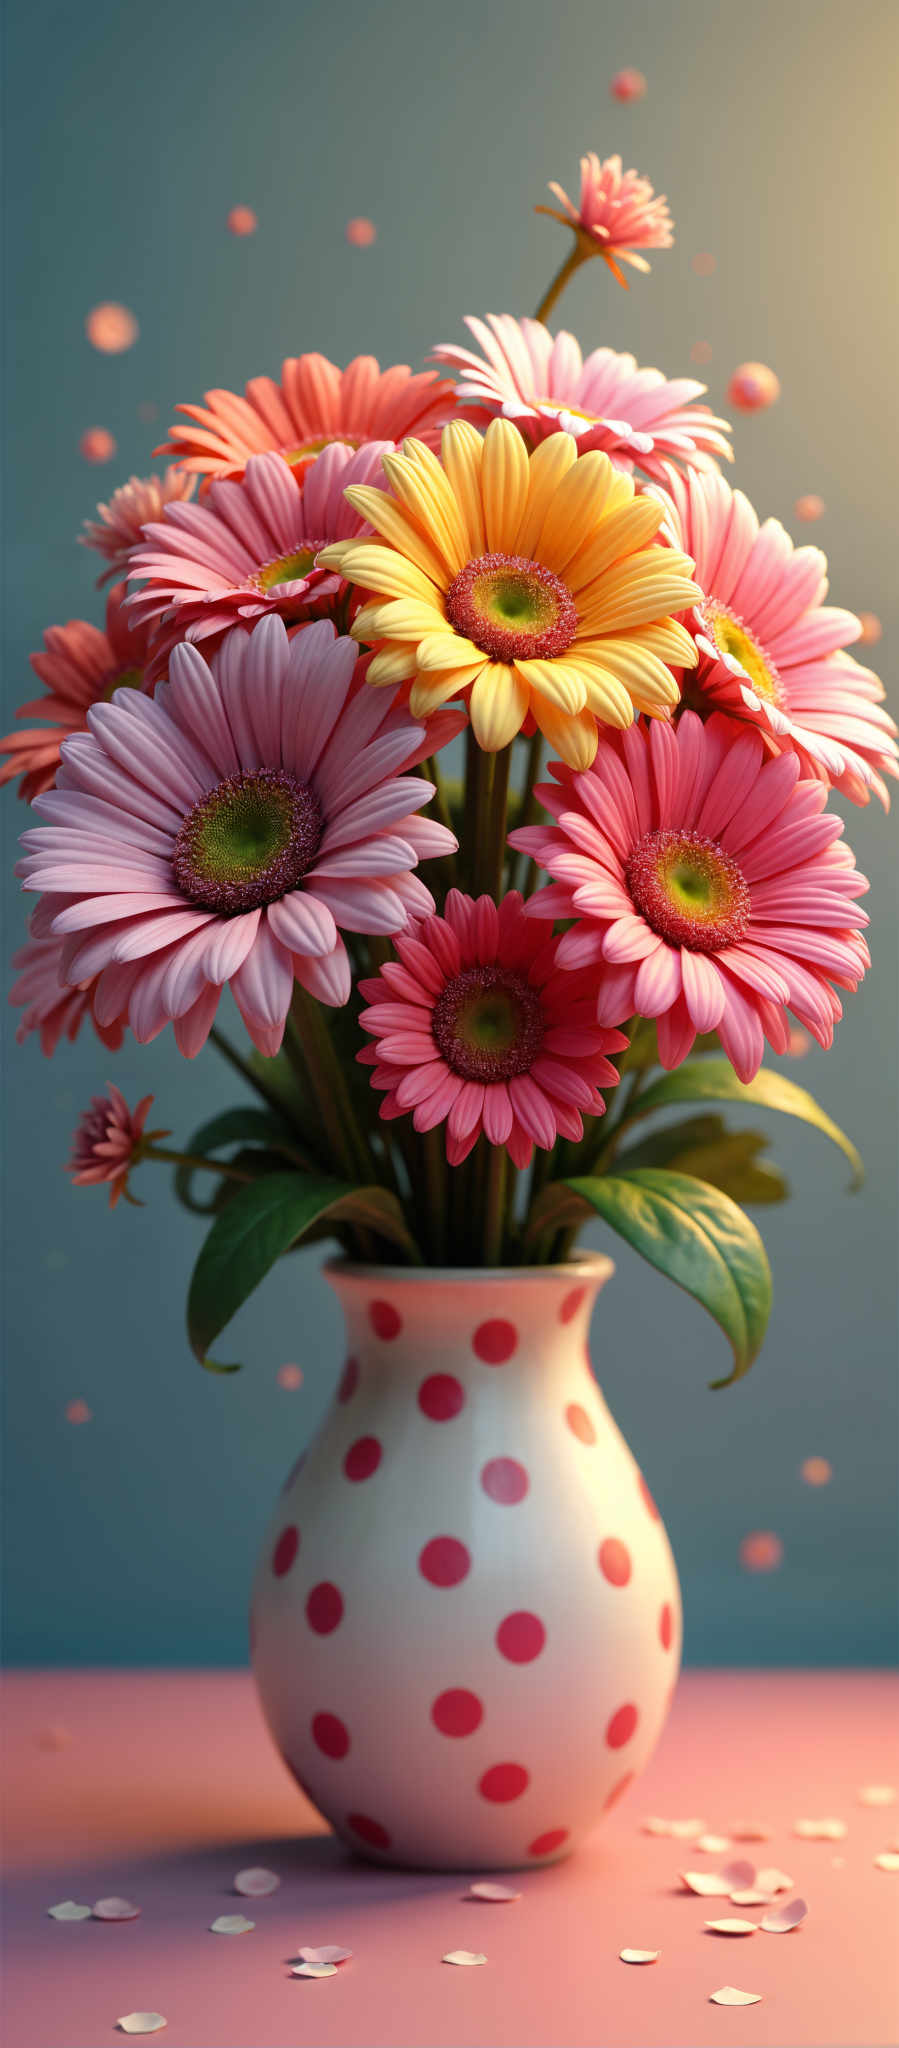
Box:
[444, 551, 578, 662]
[431, 965, 545, 1082]
[172, 768, 323, 914]
[626, 827, 751, 952]
[102, 665, 145, 702]
[255, 546, 319, 594]
[281, 434, 360, 471]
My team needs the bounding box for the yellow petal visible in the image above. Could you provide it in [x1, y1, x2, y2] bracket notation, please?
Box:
[514, 435, 578, 557]
[316, 540, 352, 573]
[410, 667, 484, 715]
[577, 635, 682, 706]
[532, 700, 599, 770]
[513, 658, 587, 715]
[536, 452, 634, 574]
[481, 419, 530, 552]
[468, 663, 529, 751]
[416, 631, 484, 670]
[572, 660, 637, 728]
[350, 596, 443, 642]
[565, 497, 665, 593]
[327, 543, 440, 603]
[341, 486, 450, 585]
[382, 448, 470, 577]
[441, 421, 486, 556]
[575, 552, 700, 634]
[365, 642, 419, 687]
[593, 619, 697, 668]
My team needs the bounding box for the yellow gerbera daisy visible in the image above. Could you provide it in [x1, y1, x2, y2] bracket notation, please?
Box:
[318, 417, 700, 769]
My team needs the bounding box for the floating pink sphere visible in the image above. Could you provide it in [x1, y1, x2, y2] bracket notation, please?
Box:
[79, 427, 116, 464]
[346, 217, 376, 247]
[785, 1025, 811, 1057]
[801, 1457, 833, 1487]
[66, 1399, 91, 1425]
[277, 1364, 303, 1391]
[739, 1530, 784, 1573]
[691, 251, 716, 276]
[794, 494, 825, 523]
[728, 361, 781, 412]
[85, 302, 138, 354]
[858, 611, 882, 646]
[610, 68, 646, 102]
[228, 205, 257, 237]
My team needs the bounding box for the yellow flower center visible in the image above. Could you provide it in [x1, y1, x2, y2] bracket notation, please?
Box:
[705, 601, 783, 704]
[281, 434, 360, 473]
[255, 547, 318, 593]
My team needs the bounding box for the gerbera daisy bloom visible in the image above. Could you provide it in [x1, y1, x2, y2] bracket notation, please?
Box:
[156, 352, 455, 484]
[509, 711, 870, 1080]
[431, 317, 733, 479]
[80, 467, 195, 584]
[318, 419, 699, 770]
[9, 911, 124, 1056]
[659, 467, 899, 808]
[0, 585, 155, 803]
[126, 442, 391, 679]
[537, 152, 674, 285]
[17, 617, 461, 1058]
[67, 1085, 156, 1207]
[357, 889, 628, 1166]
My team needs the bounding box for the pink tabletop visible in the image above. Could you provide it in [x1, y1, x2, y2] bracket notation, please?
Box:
[3, 1669, 897, 2048]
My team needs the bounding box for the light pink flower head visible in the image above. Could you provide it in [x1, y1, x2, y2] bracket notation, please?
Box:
[538, 153, 673, 285]
[17, 616, 461, 1058]
[658, 466, 898, 808]
[80, 468, 196, 584]
[432, 317, 732, 480]
[68, 1084, 155, 1207]
[156, 352, 455, 484]
[126, 442, 392, 679]
[0, 586, 155, 804]
[10, 909, 125, 1056]
[357, 889, 628, 1167]
[510, 712, 870, 1081]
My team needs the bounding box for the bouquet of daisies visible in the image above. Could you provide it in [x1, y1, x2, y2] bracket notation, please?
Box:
[6, 153, 893, 1384]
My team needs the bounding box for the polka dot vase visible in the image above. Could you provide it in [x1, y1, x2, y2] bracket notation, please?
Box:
[251, 1255, 681, 1871]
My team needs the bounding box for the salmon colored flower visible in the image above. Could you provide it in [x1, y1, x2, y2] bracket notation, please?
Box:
[357, 889, 628, 1167]
[0, 586, 154, 803]
[67, 1085, 155, 1207]
[319, 419, 699, 770]
[10, 912, 124, 1056]
[80, 468, 195, 584]
[537, 152, 673, 286]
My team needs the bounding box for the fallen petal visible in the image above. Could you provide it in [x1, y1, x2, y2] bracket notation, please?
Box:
[291, 1961, 338, 1978]
[730, 1890, 771, 1907]
[681, 1871, 731, 1897]
[210, 1914, 254, 1934]
[729, 1823, 771, 1842]
[620, 1948, 660, 1964]
[234, 1866, 280, 1896]
[443, 1949, 487, 1966]
[643, 1816, 706, 1838]
[697, 1834, 732, 1854]
[116, 2018, 166, 2036]
[710, 1986, 762, 2007]
[48, 1900, 92, 1920]
[295, 1945, 353, 1964]
[464, 1882, 521, 1903]
[794, 1818, 846, 1840]
[858, 1785, 896, 1807]
[761, 1897, 808, 1932]
[705, 1918, 758, 1935]
[874, 1852, 899, 1872]
[93, 1898, 141, 1921]
[719, 1859, 757, 1889]
[755, 1867, 794, 1893]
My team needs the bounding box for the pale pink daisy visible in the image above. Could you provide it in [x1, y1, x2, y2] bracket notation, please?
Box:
[509, 711, 870, 1080]
[357, 889, 628, 1167]
[126, 443, 392, 679]
[0, 586, 155, 803]
[10, 911, 124, 1056]
[659, 466, 898, 807]
[67, 1085, 155, 1207]
[18, 617, 461, 1058]
[157, 353, 453, 483]
[432, 316, 732, 480]
[537, 152, 673, 285]
[80, 468, 196, 584]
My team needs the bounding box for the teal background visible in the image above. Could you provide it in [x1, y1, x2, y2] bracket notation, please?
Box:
[2, 0, 897, 1667]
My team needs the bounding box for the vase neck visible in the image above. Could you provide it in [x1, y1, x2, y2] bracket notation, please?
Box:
[325, 1259, 614, 1378]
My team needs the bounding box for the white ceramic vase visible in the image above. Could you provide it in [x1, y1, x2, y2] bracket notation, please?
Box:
[251, 1255, 681, 1870]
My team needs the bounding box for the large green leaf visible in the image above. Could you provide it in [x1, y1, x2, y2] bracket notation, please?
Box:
[534, 1168, 772, 1388]
[187, 1172, 419, 1370]
[616, 1116, 788, 1206]
[630, 1059, 862, 1189]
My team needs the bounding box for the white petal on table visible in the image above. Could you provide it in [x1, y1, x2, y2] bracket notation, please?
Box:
[755, 1866, 795, 1893]
[619, 1948, 660, 1964]
[858, 1785, 895, 1807]
[93, 1898, 141, 1921]
[47, 1900, 92, 1921]
[730, 1890, 773, 1907]
[680, 1871, 731, 1897]
[705, 1919, 759, 1936]
[464, 1882, 521, 1903]
[642, 1816, 707, 1838]
[295, 1945, 353, 1964]
[291, 1962, 338, 1978]
[443, 1949, 487, 1966]
[794, 1817, 847, 1840]
[761, 1897, 808, 1932]
[233, 1866, 280, 1896]
[710, 1986, 763, 2007]
[209, 1914, 254, 1935]
[696, 1834, 732, 1855]
[116, 2017, 167, 2036]
[874, 1852, 899, 1872]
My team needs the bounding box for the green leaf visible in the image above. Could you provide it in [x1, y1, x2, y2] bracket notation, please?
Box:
[630, 1059, 862, 1190]
[616, 1117, 788, 1206]
[187, 1172, 419, 1370]
[556, 1169, 773, 1387]
[173, 1107, 301, 1215]
[614, 1113, 730, 1171]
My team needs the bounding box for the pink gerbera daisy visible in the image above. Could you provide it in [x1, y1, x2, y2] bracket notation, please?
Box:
[432, 316, 732, 480]
[17, 617, 461, 1058]
[67, 1084, 155, 1207]
[80, 468, 196, 584]
[658, 466, 898, 808]
[0, 586, 155, 803]
[156, 352, 455, 483]
[537, 152, 674, 285]
[126, 442, 391, 679]
[509, 712, 870, 1080]
[10, 910, 124, 1055]
[357, 889, 628, 1166]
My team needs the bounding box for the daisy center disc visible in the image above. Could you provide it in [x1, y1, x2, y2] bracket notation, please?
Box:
[431, 965, 544, 1082]
[444, 552, 578, 663]
[703, 600, 783, 704]
[281, 434, 360, 473]
[255, 544, 322, 594]
[102, 665, 144, 702]
[626, 827, 750, 952]
[172, 767, 323, 914]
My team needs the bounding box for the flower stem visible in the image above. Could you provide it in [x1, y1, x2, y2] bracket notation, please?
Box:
[144, 1146, 254, 1182]
[482, 742, 512, 899]
[510, 729, 544, 894]
[483, 1144, 508, 1265]
[286, 988, 376, 1187]
[534, 239, 591, 325]
[422, 1126, 449, 1265]
[209, 1023, 294, 1121]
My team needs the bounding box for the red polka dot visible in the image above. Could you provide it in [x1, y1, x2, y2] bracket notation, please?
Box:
[344, 1435, 382, 1482]
[604, 1769, 635, 1810]
[418, 1536, 471, 1586]
[306, 1582, 344, 1634]
[599, 1537, 632, 1586]
[418, 1373, 465, 1421]
[472, 1318, 517, 1364]
[496, 1611, 545, 1663]
[338, 1356, 359, 1403]
[639, 1472, 660, 1519]
[659, 1601, 673, 1650]
[272, 1525, 299, 1577]
[312, 1711, 350, 1758]
[479, 1762, 530, 1803]
[481, 1456, 529, 1504]
[431, 1688, 484, 1737]
[605, 1702, 639, 1749]
[347, 1812, 391, 1850]
[565, 1402, 596, 1445]
[560, 1287, 585, 1324]
[369, 1299, 401, 1340]
[528, 1827, 569, 1856]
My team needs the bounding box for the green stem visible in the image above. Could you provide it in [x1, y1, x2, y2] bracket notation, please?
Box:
[145, 1145, 253, 1182]
[286, 989, 376, 1187]
[534, 239, 591, 325]
[511, 729, 544, 894]
[483, 1145, 508, 1266]
[208, 1024, 293, 1121]
[483, 742, 512, 900]
[423, 1127, 449, 1265]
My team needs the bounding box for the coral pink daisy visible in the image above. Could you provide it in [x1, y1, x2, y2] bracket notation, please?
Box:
[432, 317, 732, 480]
[157, 353, 455, 483]
[17, 617, 461, 1058]
[0, 586, 155, 803]
[10, 911, 124, 1055]
[80, 468, 195, 584]
[509, 712, 870, 1080]
[537, 153, 673, 285]
[125, 443, 391, 678]
[659, 467, 899, 808]
[357, 889, 628, 1166]
[67, 1085, 155, 1207]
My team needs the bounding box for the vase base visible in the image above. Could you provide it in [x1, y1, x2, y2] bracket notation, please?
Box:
[338, 1835, 576, 1874]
